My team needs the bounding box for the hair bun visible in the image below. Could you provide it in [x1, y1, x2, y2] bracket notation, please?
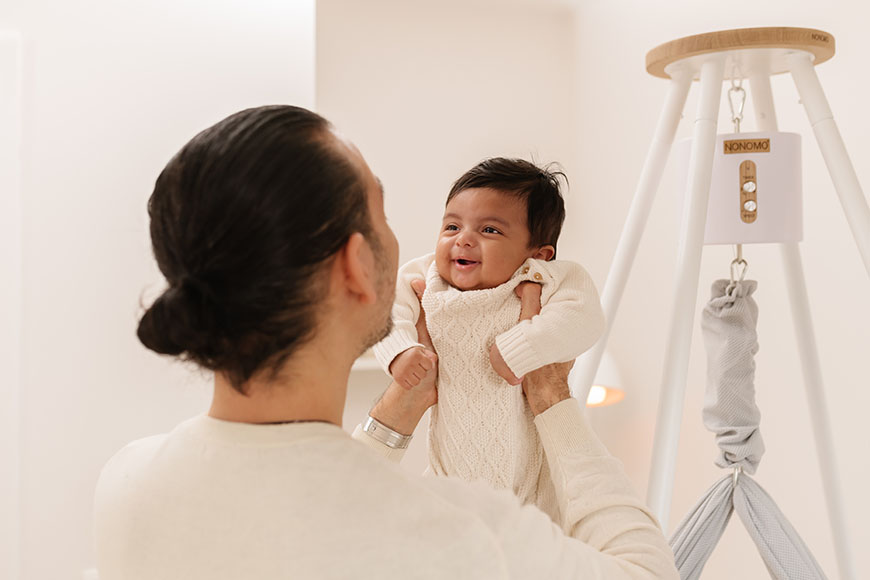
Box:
[137, 278, 222, 359]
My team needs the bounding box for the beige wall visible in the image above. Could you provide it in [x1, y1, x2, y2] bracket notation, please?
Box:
[1, 2, 315, 577]
[574, 2, 869, 578]
[317, 0, 581, 475]
[0, 30, 23, 580]
[319, 1, 869, 578]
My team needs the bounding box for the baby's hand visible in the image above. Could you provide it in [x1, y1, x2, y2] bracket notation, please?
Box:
[390, 346, 438, 390]
[490, 344, 523, 385]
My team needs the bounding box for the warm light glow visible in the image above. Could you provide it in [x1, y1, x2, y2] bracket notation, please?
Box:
[586, 385, 625, 408]
[586, 386, 606, 406]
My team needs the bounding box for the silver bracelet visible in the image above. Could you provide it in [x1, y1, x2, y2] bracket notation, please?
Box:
[362, 416, 413, 449]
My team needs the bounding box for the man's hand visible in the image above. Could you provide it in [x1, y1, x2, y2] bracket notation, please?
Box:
[490, 345, 523, 385]
[489, 283, 544, 385]
[515, 281, 542, 321]
[513, 281, 573, 415]
[409, 279, 438, 406]
[523, 360, 574, 416]
[369, 279, 437, 435]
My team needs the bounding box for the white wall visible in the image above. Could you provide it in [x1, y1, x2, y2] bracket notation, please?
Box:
[572, 2, 870, 578]
[4, 0, 866, 577]
[1, 30, 23, 580]
[319, 1, 870, 578]
[317, 0, 580, 474]
[0, 1, 315, 577]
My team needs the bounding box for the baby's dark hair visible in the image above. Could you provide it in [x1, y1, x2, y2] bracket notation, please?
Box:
[447, 158, 567, 259]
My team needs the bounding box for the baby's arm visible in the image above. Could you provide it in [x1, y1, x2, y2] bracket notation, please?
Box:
[494, 260, 605, 380]
[489, 283, 542, 384]
[372, 254, 435, 375]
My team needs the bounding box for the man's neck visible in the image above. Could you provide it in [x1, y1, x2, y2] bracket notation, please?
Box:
[208, 343, 353, 426]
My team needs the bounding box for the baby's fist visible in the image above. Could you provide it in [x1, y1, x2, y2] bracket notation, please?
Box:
[390, 346, 437, 390]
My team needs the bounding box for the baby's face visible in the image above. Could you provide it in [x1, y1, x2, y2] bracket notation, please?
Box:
[436, 188, 535, 291]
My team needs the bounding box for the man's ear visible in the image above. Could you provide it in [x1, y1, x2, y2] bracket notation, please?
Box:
[531, 245, 555, 261]
[337, 232, 378, 304]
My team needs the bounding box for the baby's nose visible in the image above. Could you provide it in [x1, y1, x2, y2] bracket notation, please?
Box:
[456, 232, 475, 246]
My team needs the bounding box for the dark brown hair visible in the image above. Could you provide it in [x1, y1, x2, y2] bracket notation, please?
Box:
[447, 158, 567, 258]
[137, 105, 373, 392]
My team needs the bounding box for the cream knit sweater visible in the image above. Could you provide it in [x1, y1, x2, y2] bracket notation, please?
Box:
[94, 399, 679, 579]
[373, 253, 605, 518]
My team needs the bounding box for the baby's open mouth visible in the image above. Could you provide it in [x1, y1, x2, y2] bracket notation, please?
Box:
[455, 259, 478, 266]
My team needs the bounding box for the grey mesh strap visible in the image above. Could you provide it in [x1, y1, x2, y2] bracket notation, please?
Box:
[701, 279, 764, 474]
[669, 280, 827, 579]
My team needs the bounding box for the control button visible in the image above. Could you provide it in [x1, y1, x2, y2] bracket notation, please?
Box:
[744, 200, 757, 212]
[742, 180, 757, 193]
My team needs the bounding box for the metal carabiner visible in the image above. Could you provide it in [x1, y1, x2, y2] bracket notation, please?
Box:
[728, 78, 746, 133]
[732, 465, 743, 487]
[730, 244, 748, 283]
[730, 258, 748, 283]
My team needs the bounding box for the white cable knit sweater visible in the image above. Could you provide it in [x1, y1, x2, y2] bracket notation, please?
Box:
[373, 253, 605, 518]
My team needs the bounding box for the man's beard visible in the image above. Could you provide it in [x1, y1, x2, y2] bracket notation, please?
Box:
[359, 243, 396, 354]
[362, 315, 393, 354]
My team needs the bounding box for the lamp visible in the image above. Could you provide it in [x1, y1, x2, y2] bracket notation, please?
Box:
[571, 350, 625, 407]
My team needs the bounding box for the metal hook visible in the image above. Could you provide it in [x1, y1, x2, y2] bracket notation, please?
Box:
[732, 465, 743, 487]
[728, 77, 746, 133]
[730, 259, 748, 283]
[730, 244, 748, 283]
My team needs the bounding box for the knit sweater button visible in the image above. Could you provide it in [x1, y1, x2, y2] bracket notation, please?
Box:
[533, 272, 543, 281]
[521, 266, 530, 274]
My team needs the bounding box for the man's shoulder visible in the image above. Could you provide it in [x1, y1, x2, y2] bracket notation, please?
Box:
[100, 432, 167, 477]
[96, 416, 206, 495]
[94, 430, 171, 519]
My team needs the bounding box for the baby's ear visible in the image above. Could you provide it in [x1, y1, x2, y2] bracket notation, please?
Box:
[531, 245, 555, 261]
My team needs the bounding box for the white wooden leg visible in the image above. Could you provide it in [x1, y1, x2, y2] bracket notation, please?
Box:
[787, 51, 870, 277]
[751, 71, 857, 580]
[647, 56, 725, 528]
[780, 244, 856, 580]
[571, 70, 692, 400]
[747, 71, 777, 130]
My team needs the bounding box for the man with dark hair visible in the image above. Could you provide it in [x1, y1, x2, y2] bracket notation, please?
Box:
[95, 106, 677, 579]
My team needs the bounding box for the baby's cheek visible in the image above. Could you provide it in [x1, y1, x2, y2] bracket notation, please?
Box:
[495, 257, 522, 280]
[433, 254, 452, 285]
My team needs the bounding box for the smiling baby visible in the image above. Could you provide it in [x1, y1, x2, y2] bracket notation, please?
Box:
[373, 158, 605, 521]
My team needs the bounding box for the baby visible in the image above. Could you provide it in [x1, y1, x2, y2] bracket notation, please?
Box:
[373, 158, 605, 520]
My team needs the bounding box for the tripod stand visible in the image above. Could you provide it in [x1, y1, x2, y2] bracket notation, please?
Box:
[570, 27, 867, 579]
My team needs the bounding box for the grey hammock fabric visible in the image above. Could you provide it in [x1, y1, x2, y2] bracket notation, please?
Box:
[669, 475, 733, 579]
[734, 475, 827, 579]
[671, 473, 827, 580]
[701, 279, 764, 474]
[669, 279, 827, 579]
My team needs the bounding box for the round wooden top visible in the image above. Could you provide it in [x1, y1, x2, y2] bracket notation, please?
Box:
[646, 27, 835, 79]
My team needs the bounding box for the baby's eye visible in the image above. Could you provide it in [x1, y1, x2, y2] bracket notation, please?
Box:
[482, 226, 501, 234]
[444, 224, 459, 231]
